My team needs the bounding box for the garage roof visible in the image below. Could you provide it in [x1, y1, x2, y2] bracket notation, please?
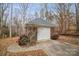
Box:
[26, 18, 54, 27]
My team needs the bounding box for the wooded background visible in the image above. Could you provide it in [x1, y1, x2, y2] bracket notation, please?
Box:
[0, 3, 79, 38]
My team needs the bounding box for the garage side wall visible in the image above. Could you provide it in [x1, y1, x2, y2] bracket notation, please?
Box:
[37, 27, 50, 41]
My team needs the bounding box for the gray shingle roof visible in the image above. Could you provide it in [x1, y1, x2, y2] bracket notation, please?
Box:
[26, 18, 54, 27]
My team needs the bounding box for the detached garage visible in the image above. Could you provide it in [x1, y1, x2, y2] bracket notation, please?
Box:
[37, 27, 50, 41]
[25, 18, 54, 42]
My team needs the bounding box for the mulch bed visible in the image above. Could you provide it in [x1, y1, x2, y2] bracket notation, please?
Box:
[0, 37, 47, 56]
[6, 49, 47, 56]
[58, 35, 79, 46]
[0, 37, 19, 56]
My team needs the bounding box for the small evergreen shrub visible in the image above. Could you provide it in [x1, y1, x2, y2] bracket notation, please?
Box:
[18, 35, 30, 46]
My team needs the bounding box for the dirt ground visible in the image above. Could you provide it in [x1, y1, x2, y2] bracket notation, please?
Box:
[58, 35, 79, 46]
[0, 37, 18, 55]
[6, 49, 47, 56]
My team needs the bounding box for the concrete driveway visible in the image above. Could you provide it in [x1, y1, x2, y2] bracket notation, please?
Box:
[7, 40, 79, 56]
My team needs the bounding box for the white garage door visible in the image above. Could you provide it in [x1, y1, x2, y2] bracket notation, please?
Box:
[37, 27, 50, 41]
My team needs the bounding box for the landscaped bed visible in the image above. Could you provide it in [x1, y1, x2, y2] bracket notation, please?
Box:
[6, 49, 47, 56]
[0, 37, 18, 55]
[0, 37, 47, 56]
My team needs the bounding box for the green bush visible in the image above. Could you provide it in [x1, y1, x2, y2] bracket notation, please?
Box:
[18, 35, 30, 46]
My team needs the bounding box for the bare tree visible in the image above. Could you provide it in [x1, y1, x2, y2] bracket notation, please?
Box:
[34, 12, 39, 19]
[19, 3, 29, 34]
[12, 16, 19, 36]
[75, 4, 79, 32]
[9, 4, 13, 38]
[39, 3, 53, 21]
[40, 4, 48, 19]
[0, 3, 9, 27]
[0, 3, 9, 38]
[53, 3, 73, 34]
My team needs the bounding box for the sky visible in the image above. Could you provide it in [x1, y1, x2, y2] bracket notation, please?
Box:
[12, 3, 56, 17]
[6, 3, 76, 22]
[11, 3, 75, 17]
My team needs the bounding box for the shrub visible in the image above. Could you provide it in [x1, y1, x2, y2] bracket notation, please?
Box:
[51, 33, 59, 40]
[0, 25, 9, 38]
[18, 35, 30, 46]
